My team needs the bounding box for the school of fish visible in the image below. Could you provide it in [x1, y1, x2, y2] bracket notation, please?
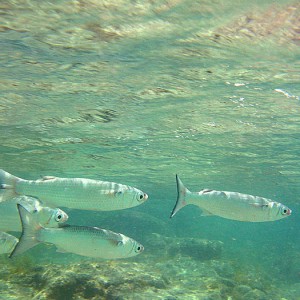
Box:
[0, 169, 292, 259]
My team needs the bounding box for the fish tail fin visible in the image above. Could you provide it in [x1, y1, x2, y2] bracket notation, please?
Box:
[170, 174, 190, 218]
[0, 169, 19, 202]
[9, 204, 41, 258]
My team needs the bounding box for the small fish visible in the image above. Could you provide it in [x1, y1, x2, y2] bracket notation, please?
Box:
[170, 175, 292, 222]
[0, 232, 18, 255]
[0, 196, 68, 232]
[10, 204, 144, 259]
[0, 169, 148, 211]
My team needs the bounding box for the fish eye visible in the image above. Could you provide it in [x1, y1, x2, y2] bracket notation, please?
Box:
[137, 193, 147, 201]
[55, 213, 63, 222]
[281, 208, 288, 215]
[135, 245, 143, 253]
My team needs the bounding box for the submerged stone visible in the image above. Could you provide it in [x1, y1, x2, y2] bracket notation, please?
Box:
[232, 284, 253, 298]
[175, 237, 223, 260]
[145, 234, 223, 260]
[241, 288, 268, 300]
[0, 255, 289, 300]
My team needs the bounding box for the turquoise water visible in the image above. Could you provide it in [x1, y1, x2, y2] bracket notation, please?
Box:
[1, 0, 300, 299]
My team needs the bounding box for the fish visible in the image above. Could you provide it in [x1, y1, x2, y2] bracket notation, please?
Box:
[11, 204, 144, 259]
[170, 175, 292, 222]
[10, 204, 144, 259]
[0, 169, 148, 211]
[0, 196, 68, 232]
[0, 232, 18, 255]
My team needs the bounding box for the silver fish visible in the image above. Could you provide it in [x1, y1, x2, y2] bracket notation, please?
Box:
[170, 175, 292, 222]
[0, 232, 18, 255]
[0, 196, 68, 232]
[11, 204, 144, 259]
[0, 169, 148, 211]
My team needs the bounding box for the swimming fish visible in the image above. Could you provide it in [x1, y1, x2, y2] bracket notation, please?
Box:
[10, 204, 144, 259]
[170, 175, 292, 222]
[0, 196, 69, 232]
[0, 169, 148, 211]
[0, 232, 18, 255]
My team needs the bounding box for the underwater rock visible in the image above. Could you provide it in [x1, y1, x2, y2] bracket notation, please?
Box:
[46, 271, 102, 300]
[285, 283, 300, 300]
[212, 261, 235, 279]
[40, 262, 169, 299]
[145, 234, 223, 260]
[232, 284, 253, 298]
[241, 288, 268, 300]
[219, 277, 236, 288]
[0, 255, 291, 300]
[272, 251, 300, 283]
[174, 237, 223, 260]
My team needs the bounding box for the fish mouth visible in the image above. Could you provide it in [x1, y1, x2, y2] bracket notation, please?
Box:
[143, 193, 148, 201]
[287, 209, 292, 216]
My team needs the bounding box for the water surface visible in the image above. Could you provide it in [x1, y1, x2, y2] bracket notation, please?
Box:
[0, 0, 300, 299]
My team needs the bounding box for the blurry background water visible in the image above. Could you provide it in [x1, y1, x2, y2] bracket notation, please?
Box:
[0, 0, 300, 299]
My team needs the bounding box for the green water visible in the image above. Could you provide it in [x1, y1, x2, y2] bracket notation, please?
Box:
[1, 0, 300, 299]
